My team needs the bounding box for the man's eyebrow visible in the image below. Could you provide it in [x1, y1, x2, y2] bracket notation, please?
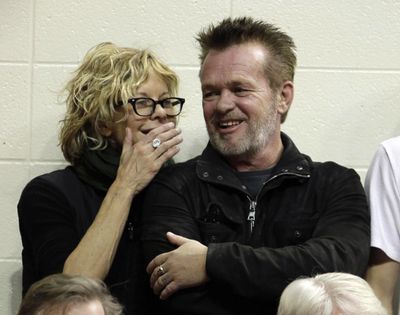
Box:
[201, 83, 217, 91]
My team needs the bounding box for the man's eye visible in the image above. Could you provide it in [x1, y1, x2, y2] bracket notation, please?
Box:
[234, 88, 249, 95]
[203, 91, 219, 100]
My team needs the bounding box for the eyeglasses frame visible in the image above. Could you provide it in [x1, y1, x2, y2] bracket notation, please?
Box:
[115, 97, 185, 117]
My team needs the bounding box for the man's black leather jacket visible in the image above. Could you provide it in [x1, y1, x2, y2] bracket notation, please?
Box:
[141, 133, 370, 315]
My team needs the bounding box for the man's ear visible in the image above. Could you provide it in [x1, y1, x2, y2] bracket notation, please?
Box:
[277, 81, 294, 116]
[98, 121, 112, 137]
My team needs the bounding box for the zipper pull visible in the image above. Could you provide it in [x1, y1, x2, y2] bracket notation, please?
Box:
[247, 200, 257, 233]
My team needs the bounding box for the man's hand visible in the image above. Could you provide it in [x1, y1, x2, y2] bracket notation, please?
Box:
[146, 232, 209, 300]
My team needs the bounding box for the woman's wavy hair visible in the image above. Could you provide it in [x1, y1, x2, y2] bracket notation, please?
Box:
[18, 273, 123, 315]
[59, 42, 179, 164]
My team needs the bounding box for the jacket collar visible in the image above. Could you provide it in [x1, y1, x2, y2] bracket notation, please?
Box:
[272, 133, 311, 177]
[196, 132, 311, 187]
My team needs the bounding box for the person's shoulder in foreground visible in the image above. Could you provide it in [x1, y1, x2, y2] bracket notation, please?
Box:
[18, 273, 123, 315]
[366, 135, 400, 315]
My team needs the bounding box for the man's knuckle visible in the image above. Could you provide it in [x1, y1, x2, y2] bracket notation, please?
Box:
[169, 281, 178, 291]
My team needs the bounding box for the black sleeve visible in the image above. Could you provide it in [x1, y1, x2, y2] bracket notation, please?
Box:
[140, 180, 236, 315]
[18, 177, 81, 292]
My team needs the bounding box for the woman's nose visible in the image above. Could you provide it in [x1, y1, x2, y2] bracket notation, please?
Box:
[151, 103, 168, 120]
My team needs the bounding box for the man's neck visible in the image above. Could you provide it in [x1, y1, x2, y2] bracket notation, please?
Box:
[226, 136, 284, 172]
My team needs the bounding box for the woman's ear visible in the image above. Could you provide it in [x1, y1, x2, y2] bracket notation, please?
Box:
[98, 121, 112, 137]
[277, 81, 294, 116]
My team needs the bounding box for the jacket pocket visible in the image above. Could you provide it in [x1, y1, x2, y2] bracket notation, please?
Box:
[196, 202, 241, 244]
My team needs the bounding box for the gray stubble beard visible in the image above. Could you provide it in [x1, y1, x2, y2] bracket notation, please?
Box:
[207, 102, 279, 159]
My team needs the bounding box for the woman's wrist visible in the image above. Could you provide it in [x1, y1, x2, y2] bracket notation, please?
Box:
[109, 178, 138, 200]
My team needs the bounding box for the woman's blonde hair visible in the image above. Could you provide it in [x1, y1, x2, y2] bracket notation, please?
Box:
[277, 272, 387, 315]
[59, 42, 179, 164]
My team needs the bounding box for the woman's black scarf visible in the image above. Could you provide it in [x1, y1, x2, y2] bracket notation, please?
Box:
[73, 141, 174, 192]
[74, 143, 120, 192]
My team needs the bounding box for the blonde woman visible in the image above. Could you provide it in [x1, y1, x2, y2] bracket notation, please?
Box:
[17, 42, 184, 313]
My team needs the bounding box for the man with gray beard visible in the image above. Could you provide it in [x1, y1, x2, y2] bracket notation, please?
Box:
[140, 17, 370, 315]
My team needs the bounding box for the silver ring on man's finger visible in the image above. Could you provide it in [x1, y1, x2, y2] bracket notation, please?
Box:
[152, 138, 161, 149]
[157, 265, 165, 276]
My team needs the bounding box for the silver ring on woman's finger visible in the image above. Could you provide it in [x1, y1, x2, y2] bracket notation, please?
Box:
[152, 138, 161, 149]
[157, 265, 165, 276]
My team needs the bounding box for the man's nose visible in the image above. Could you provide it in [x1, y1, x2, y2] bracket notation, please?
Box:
[216, 90, 235, 112]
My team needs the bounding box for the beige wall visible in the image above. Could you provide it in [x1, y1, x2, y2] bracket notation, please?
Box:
[1, 0, 399, 314]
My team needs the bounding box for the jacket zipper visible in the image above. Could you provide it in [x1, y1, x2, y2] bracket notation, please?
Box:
[247, 198, 257, 233]
[245, 171, 310, 236]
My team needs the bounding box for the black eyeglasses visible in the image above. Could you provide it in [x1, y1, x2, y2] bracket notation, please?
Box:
[117, 97, 185, 117]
